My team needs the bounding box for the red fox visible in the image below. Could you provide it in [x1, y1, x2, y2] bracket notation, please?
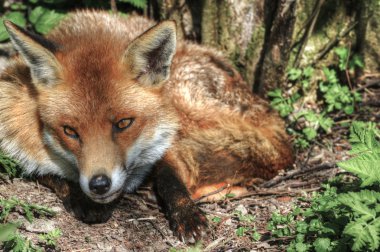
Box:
[0, 11, 293, 242]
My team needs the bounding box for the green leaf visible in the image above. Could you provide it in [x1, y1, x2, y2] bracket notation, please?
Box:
[343, 105, 354, 115]
[288, 68, 303, 81]
[0, 11, 27, 41]
[236, 227, 248, 237]
[0, 223, 18, 242]
[252, 230, 261, 241]
[303, 66, 314, 78]
[303, 127, 317, 141]
[338, 191, 377, 220]
[211, 216, 221, 223]
[313, 238, 331, 252]
[268, 89, 282, 98]
[29, 7, 65, 34]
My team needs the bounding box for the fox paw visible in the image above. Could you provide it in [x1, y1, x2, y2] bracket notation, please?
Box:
[168, 204, 208, 243]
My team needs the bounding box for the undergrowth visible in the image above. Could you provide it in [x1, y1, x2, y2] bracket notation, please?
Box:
[0, 154, 60, 251]
[269, 47, 364, 149]
[0, 0, 147, 41]
[0, 197, 59, 251]
[267, 121, 380, 252]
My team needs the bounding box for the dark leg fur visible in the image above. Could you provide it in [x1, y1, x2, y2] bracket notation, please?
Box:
[154, 165, 208, 243]
[37, 175, 115, 223]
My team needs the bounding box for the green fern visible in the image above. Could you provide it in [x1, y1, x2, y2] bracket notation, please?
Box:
[267, 121, 380, 252]
[338, 121, 380, 186]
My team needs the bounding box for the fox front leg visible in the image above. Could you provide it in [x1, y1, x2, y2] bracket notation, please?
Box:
[154, 166, 208, 243]
[36, 175, 115, 223]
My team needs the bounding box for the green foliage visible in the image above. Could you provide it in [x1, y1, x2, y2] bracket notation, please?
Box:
[0, 198, 59, 251]
[267, 122, 380, 251]
[319, 67, 361, 115]
[335, 47, 364, 72]
[0, 11, 27, 41]
[268, 89, 300, 117]
[269, 47, 364, 149]
[2, 232, 41, 252]
[0, 0, 147, 42]
[0, 223, 19, 242]
[338, 122, 380, 187]
[233, 210, 262, 241]
[38, 228, 62, 248]
[0, 151, 19, 178]
[0, 197, 56, 223]
[29, 6, 65, 34]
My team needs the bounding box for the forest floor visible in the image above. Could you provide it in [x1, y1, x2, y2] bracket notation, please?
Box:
[0, 46, 379, 251]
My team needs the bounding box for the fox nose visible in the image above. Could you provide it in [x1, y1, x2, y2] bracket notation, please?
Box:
[89, 174, 111, 195]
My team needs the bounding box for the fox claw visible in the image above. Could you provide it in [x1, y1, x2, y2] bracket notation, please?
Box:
[169, 204, 208, 243]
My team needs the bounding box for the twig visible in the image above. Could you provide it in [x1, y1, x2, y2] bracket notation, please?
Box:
[148, 220, 166, 239]
[204, 237, 234, 252]
[354, 79, 380, 92]
[126, 216, 156, 222]
[194, 184, 230, 203]
[261, 162, 336, 188]
[230, 187, 321, 201]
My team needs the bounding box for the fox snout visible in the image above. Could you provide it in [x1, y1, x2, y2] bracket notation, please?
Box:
[89, 174, 111, 195]
[79, 167, 127, 204]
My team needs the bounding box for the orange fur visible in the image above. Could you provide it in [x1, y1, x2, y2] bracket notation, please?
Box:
[0, 10, 293, 203]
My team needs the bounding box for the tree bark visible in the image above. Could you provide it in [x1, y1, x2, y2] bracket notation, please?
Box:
[151, 0, 380, 95]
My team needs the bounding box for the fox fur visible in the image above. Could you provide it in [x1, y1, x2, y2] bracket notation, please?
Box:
[0, 10, 293, 240]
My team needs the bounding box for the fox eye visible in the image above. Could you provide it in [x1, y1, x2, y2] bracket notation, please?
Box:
[115, 118, 134, 130]
[63, 126, 79, 139]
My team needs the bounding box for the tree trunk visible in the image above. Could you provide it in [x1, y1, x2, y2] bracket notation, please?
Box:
[151, 0, 380, 94]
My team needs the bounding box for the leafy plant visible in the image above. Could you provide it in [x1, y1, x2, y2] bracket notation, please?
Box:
[269, 47, 364, 149]
[38, 228, 62, 248]
[0, 0, 147, 42]
[0, 151, 19, 178]
[319, 67, 361, 115]
[267, 121, 380, 251]
[233, 210, 262, 242]
[0, 197, 56, 223]
[268, 89, 300, 117]
[0, 198, 58, 251]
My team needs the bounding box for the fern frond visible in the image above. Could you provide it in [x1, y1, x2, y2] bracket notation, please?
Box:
[338, 122, 380, 186]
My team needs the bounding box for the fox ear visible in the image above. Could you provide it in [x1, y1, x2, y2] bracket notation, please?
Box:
[4, 21, 61, 86]
[124, 21, 176, 86]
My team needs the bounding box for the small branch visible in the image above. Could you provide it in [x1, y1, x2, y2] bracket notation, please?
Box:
[194, 184, 230, 203]
[261, 162, 336, 188]
[126, 216, 156, 222]
[229, 187, 321, 201]
[354, 79, 380, 92]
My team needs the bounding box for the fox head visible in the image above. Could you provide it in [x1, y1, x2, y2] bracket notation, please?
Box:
[4, 19, 179, 203]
